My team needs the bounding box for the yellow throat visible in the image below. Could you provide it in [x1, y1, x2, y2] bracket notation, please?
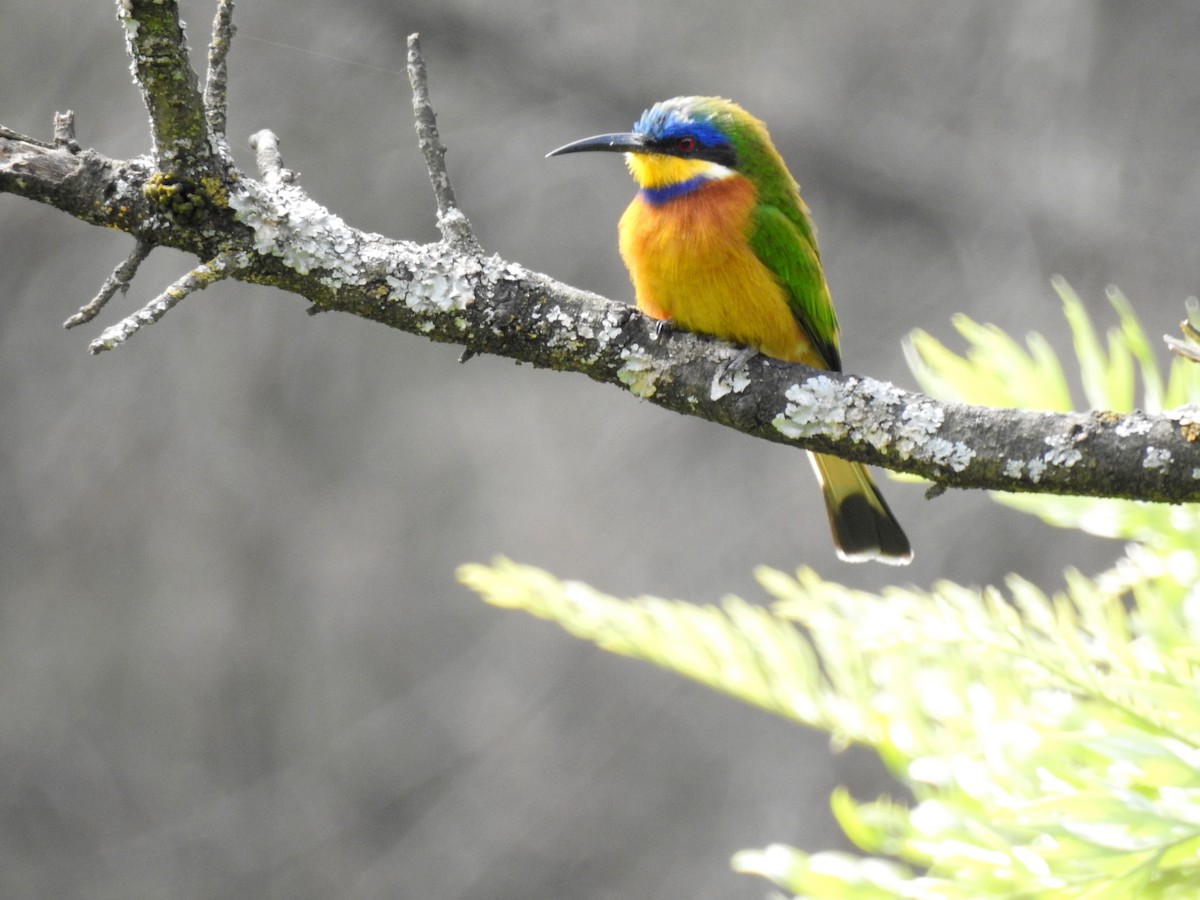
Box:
[624, 153, 731, 190]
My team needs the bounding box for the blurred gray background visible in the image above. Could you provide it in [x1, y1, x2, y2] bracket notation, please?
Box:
[1, 1, 1197, 897]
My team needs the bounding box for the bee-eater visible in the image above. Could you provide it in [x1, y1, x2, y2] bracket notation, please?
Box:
[548, 96, 912, 564]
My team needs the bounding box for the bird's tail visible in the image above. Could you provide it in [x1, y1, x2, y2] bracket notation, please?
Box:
[808, 452, 912, 565]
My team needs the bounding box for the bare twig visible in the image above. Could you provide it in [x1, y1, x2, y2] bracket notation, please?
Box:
[64, 239, 153, 329]
[52, 110, 78, 151]
[88, 251, 240, 354]
[204, 0, 236, 139]
[406, 33, 480, 253]
[1164, 335, 1200, 363]
[0, 124, 55, 148]
[248, 129, 295, 185]
[1165, 297, 1200, 363]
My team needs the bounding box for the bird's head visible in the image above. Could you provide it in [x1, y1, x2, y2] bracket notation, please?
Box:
[548, 96, 787, 194]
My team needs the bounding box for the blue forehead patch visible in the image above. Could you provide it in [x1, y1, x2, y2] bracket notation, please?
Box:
[633, 101, 729, 149]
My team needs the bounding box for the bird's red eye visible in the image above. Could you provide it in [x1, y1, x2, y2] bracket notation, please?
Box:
[676, 136, 696, 153]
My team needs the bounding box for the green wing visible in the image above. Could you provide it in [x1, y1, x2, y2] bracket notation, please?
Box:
[748, 203, 842, 372]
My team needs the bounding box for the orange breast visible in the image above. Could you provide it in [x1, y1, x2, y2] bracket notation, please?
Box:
[617, 176, 824, 367]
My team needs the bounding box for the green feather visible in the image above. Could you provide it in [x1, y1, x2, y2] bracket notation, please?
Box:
[749, 203, 841, 372]
[701, 97, 842, 371]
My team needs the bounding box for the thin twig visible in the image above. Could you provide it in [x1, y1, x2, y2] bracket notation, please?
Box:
[406, 33, 480, 252]
[64, 239, 153, 329]
[52, 110, 79, 151]
[1164, 297, 1200, 363]
[0, 124, 55, 148]
[1164, 334, 1200, 363]
[88, 251, 239, 354]
[248, 129, 295, 184]
[204, 0, 236, 138]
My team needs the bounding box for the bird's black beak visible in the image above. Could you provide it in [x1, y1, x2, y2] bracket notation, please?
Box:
[546, 132, 646, 158]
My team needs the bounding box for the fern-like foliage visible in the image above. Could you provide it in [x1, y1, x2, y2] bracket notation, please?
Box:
[459, 284, 1200, 898]
[905, 279, 1200, 548]
[461, 550, 1200, 898]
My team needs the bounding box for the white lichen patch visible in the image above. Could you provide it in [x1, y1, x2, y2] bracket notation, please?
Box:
[1169, 403, 1200, 426]
[543, 305, 579, 348]
[1144, 447, 1172, 470]
[437, 207, 469, 234]
[575, 306, 629, 361]
[232, 176, 483, 315]
[359, 238, 399, 268]
[773, 377, 849, 440]
[596, 308, 626, 346]
[772, 374, 979, 475]
[1001, 432, 1088, 486]
[773, 375, 973, 470]
[1115, 415, 1153, 437]
[1042, 433, 1083, 468]
[402, 250, 475, 315]
[1027, 457, 1047, 483]
[857, 376, 907, 407]
[710, 358, 751, 401]
[545, 305, 573, 329]
[926, 437, 976, 472]
[230, 180, 361, 283]
[112, 160, 151, 204]
[847, 378, 902, 452]
[895, 397, 945, 457]
[618, 344, 666, 398]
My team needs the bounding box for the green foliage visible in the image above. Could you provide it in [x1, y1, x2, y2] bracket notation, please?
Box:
[462, 552, 1200, 898]
[905, 279, 1200, 549]
[460, 283, 1200, 898]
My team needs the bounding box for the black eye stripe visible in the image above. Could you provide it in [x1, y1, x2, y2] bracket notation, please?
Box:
[646, 136, 737, 168]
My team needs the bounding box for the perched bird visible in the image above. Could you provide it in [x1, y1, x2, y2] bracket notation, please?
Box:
[548, 96, 912, 564]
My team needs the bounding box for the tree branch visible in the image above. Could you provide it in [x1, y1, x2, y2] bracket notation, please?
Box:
[88, 250, 240, 354]
[2, 2, 1199, 503]
[203, 0, 236, 152]
[64, 239, 153, 329]
[117, 0, 218, 171]
[406, 33, 480, 254]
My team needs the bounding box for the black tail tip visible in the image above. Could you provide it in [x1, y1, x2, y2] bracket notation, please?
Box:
[831, 493, 913, 565]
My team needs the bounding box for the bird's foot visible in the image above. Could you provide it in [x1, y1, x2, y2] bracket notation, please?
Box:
[650, 317, 674, 341]
[716, 345, 758, 388]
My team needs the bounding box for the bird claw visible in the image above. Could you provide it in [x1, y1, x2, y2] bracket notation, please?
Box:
[716, 345, 758, 389]
[650, 318, 673, 341]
